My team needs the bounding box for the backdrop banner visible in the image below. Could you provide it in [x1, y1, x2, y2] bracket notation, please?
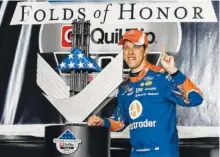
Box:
[0, 1, 218, 134]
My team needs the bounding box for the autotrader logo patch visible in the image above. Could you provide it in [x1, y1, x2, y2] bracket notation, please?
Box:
[129, 100, 143, 119]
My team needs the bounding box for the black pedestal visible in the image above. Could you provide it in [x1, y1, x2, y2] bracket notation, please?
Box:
[45, 123, 110, 157]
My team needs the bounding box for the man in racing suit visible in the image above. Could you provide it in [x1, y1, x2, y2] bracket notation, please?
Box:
[88, 29, 203, 157]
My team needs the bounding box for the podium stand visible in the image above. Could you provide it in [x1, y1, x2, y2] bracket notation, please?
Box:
[45, 123, 110, 157]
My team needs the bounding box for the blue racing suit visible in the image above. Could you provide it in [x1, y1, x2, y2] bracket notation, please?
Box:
[103, 62, 203, 157]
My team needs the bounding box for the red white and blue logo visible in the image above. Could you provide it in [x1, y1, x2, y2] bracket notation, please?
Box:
[53, 129, 82, 154]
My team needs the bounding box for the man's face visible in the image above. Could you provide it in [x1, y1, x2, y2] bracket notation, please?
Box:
[123, 41, 147, 70]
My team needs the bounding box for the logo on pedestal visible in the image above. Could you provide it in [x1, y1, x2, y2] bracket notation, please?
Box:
[53, 129, 82, 154]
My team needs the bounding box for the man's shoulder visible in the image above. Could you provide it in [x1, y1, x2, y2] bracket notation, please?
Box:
[149, 64, 165, 73]
[148, 64, 171, 82]
[118, 77, 130, 92]
[119, 77, 129, 87]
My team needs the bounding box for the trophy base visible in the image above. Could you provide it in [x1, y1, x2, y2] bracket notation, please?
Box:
[45, 123, 110, 157]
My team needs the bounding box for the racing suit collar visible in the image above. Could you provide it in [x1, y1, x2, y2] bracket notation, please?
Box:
[129, 71, 140, 77]
[129, 61, 151, 83]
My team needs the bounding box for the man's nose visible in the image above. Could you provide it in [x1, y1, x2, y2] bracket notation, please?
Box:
[128, 48, 134, 54]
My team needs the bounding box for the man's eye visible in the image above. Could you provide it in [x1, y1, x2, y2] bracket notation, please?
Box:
[134, 45, 140, 49]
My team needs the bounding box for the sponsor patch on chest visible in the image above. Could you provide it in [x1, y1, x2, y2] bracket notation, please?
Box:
[129, 119, 157, 130]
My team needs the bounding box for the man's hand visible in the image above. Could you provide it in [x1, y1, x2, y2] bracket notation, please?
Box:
[87, 115, 104, 126]
[160, 45, 178, 74]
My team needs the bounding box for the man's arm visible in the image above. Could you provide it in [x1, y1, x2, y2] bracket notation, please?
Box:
[88, 97, 128, 132]
[103, 95, 128, 131]
[160, 46, 203, 106]
[164, 70, 203, 107]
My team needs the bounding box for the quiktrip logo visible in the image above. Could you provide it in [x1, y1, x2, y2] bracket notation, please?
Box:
[61, 26, 156, 48]
[61, 26, 72, 48]
[39, 22, 182, 53]
[53, 129, 81, 154]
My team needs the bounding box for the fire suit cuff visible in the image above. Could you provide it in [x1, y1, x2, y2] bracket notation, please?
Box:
[103, 118, 111, 129]
[171, 70, 186, 84]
